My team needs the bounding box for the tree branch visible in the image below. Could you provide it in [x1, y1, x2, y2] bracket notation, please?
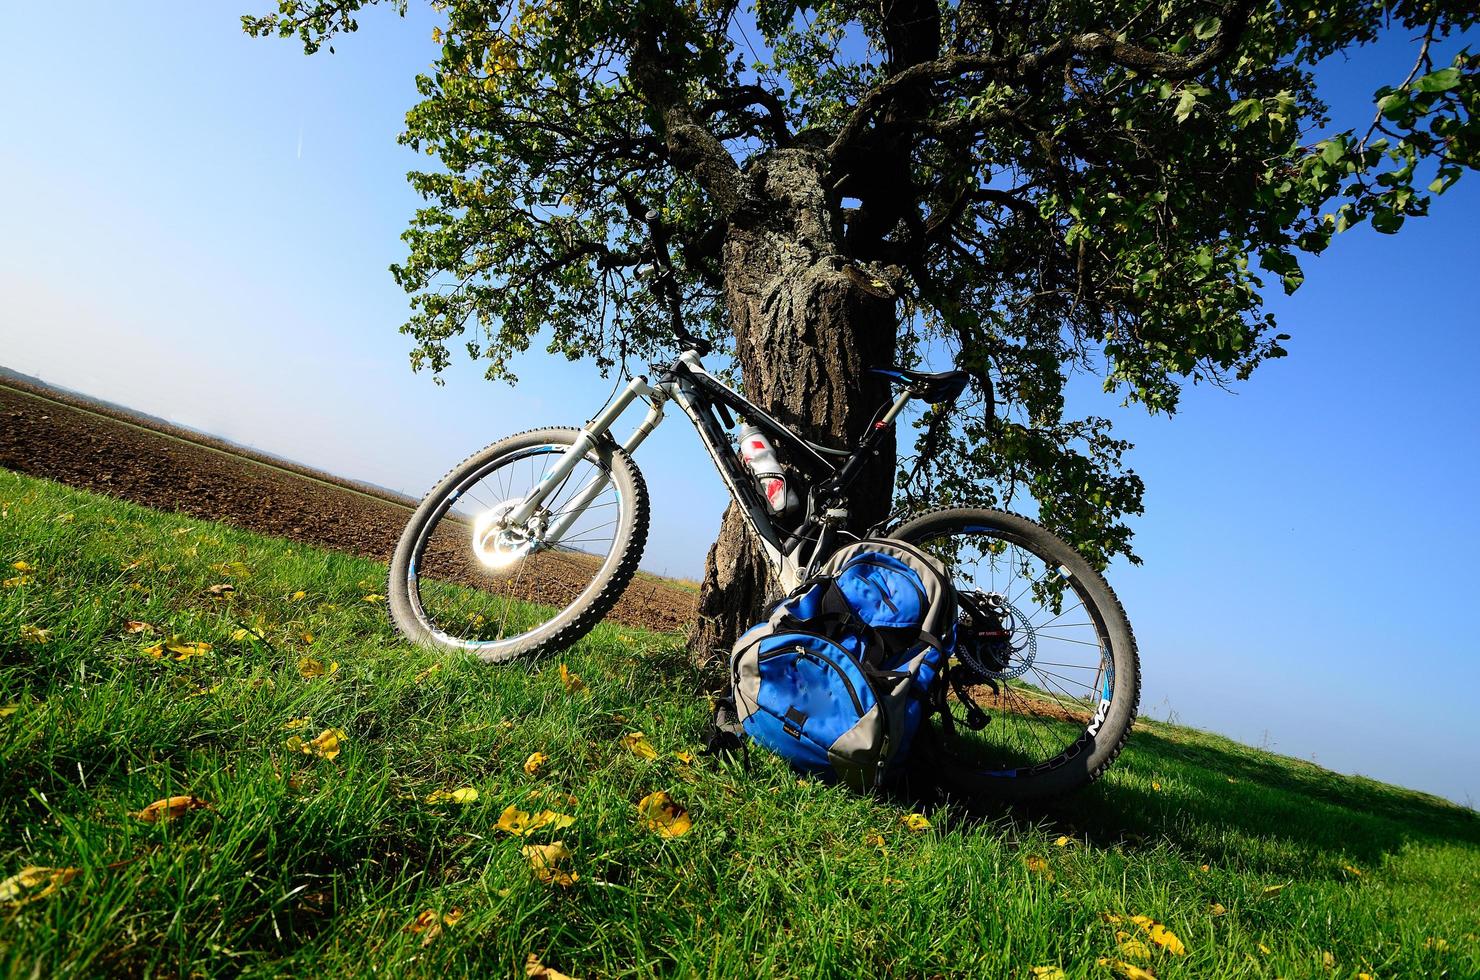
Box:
[697, 85, 791, 143]
[627, 28, 748, 218]
[828, 1, 1254, 157]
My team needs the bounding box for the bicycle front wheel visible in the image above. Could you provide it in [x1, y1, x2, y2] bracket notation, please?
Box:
[388, 427, 649, 662]
[892, 507, 1140, 802]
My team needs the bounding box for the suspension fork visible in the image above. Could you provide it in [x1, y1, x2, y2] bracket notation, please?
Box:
[503, 376, 665, 541]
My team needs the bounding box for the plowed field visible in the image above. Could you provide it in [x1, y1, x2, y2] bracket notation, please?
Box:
[0, 377, 697, 633]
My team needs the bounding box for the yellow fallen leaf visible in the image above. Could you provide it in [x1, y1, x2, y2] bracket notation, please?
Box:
[0, 865, 79, 904]
[134, 795, 212, 822]
[142, 643, 164, 658]
[559, 663, 585, 693]
[2, 575, 32, 588]
[1199, 864, 1211, 872]
[522, 841, 577, 887]
[217, 561, 250, 577]
[413, 662, 442, 684]
[1261, 883, 1287, 897]
[19, 625, 50, 645]
[207, 583, 234, 596]
[1342, 864, 1362, 877]
[1209, 902, 1227, 916]
[864, 830, 887, 849]
[673, 751, 695, 765]
[524, 752, 548, 776]
[1151, 781, 1161, 791]
[124, 620, 154, 634]
[526, 953, 579, 979]
[1029, 969, 1065, 980]
[427, 787, 479, 805]
[1358, 974, 1374, 980]
[496, 805, 574, 836]
[406, 909, 440, 934]
[637, 791, 692, 838]
[165, 639, 212, 661]
[301, 631, 315, 645]
[1129, 916, 1186, 956]
[620, 732, 658, 760]
[1054, 835, 1074, 848]
[11, 561, 34, 572]
[0, 704, 19, 718]
[1322, 951, 1335, 968]
[281, 717, 309, 731]
[287, 727, 346, 760]
[1258, 943, 1271, 955]
[1025, 854, 1052, 877]
[900, 813, 931, 832]
[290, 590, 307, 601]
[298, 656, 338, 679]
[405, 907, 464, 945]
[1097, 959, 1156, 980]
[1116, 932, 1152, 960]
[362, 594, 384, 603]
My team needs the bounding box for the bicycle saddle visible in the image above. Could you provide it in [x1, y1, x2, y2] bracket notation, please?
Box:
[870, 367, 971, 404]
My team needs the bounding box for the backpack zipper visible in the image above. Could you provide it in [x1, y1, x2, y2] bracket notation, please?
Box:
[843, 554, 928, 616]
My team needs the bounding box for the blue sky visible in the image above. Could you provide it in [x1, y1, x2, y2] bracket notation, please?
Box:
[1, 3, 1476, 806]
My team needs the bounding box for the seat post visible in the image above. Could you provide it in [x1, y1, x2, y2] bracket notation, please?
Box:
[878, 388, 913, 429]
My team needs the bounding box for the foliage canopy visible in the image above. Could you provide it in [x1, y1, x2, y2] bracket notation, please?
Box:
[247, 0, 1478, 566]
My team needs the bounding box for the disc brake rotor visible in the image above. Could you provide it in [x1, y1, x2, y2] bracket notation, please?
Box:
[957, 591, 1037, 680]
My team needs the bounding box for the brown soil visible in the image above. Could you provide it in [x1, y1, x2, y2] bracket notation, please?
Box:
[0, 379, 698, 634]
[958, 683, 1094, 726]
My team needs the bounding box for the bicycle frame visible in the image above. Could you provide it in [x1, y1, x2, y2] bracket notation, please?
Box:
[503, 348, 912, 591]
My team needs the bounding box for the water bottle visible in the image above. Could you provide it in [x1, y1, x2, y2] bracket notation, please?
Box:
[737, 424, 800, 516]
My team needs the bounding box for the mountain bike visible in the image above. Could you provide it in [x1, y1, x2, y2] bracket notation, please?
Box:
[387, 223, 1139, 802]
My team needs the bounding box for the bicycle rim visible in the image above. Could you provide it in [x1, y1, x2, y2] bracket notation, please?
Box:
[404, 441, 627, 655]
[905, 520, 1123, 781]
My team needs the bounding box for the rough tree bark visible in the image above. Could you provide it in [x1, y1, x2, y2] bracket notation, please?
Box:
[688, 147, 899, 665]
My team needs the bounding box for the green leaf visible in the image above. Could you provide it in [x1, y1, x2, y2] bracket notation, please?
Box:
[1174, 89, 1197, 124]
[1413, 68, 1462, 94]
[1193, 16, 1221, 41]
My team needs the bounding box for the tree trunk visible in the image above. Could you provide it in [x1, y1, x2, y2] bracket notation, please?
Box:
[688, 148, 899, 667]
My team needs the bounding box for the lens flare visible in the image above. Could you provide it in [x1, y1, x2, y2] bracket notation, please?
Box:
[472, 505, 531, 570]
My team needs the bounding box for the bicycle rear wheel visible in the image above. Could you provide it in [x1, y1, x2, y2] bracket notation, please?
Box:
[891, 507, 1140, 802]
[388, 427, 648, 662]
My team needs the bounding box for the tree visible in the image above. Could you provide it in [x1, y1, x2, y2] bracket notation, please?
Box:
[246, 0, 1478, 657]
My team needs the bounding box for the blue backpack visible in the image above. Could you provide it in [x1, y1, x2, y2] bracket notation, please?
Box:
[728, 539, 957, 790]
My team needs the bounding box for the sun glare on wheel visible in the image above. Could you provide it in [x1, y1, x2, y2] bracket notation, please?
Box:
[471, 505, 530, 570]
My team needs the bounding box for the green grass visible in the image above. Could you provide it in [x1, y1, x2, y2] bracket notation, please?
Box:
[1, 468, 1477, 979]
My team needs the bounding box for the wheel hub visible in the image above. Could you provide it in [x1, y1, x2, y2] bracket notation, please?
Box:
[957, 590, 1037, 680]
[471, 500, 549, 569]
